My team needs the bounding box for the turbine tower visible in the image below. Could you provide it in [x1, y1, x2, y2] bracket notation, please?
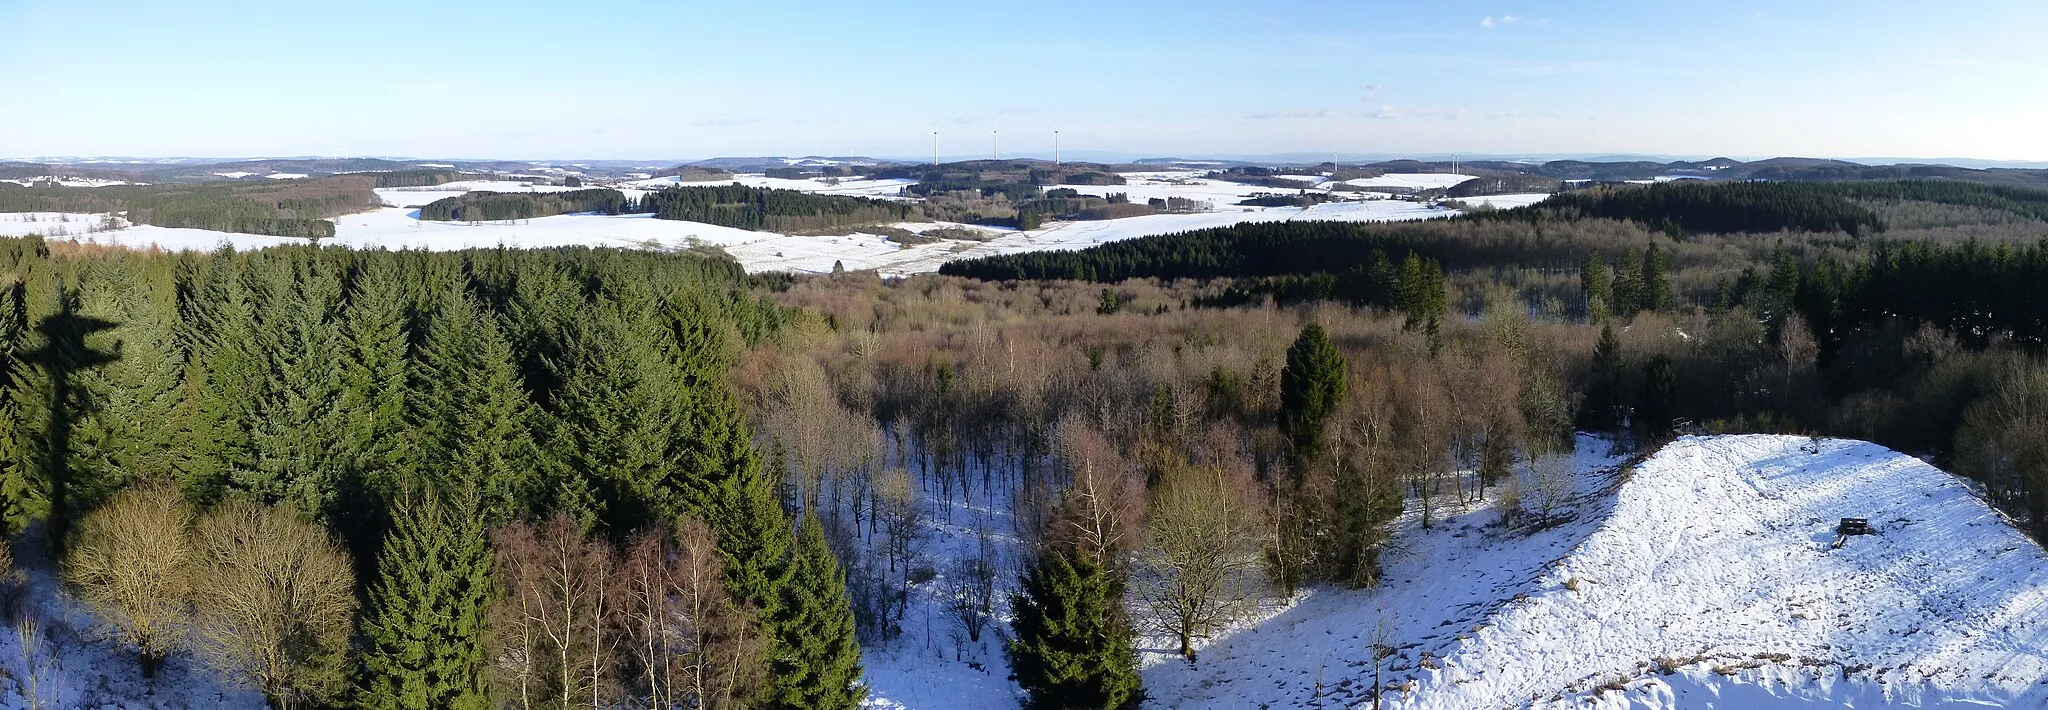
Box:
[932, 130, 939, 166]
[1054, 129, 1061, 167]
[992, 129, 999, 160]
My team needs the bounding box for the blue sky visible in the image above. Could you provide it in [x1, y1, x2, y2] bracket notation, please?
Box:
[2, 0, 2044, 161]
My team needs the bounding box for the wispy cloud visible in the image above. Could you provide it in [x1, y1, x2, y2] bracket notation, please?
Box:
[1246, 108, 1335, 120]
[1480, 14, 1546, 29]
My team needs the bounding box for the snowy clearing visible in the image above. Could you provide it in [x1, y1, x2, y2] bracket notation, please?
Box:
[1344, 173, 1479, 191]
[1458, 193, 1555, 210]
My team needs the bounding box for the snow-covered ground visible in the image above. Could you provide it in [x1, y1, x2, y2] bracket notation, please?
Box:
[0, 177, 136, 188]
[0, 533, 264, 709]
[0, 212, 123, 238]
[3, 176, 1455, 276]
[862, 434, 2048, 709]
[620, 174, 917, 200]
[1344, 173, 1478, 191]
[1410, 435, 2048, 709]
[1457, 193, 1554, 210]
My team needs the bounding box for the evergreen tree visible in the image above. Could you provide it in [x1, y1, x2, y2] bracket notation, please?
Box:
[0, 279, 29, 534]
[1580, 251, 1612, 325]
[409, 286, 541, 523]
[1580, 324, 1625, 431]
[771, 513, 864, 710]
[1636, 354, 1680, 440]
[1096, 288, 1121, 316]
[1643, 244, 1673, 312]
[355, 491, 493, 710]
[1278, 324, 1346, 461]
[1612, 247, 1644, 316]
[332, 257, 414, 562]
[533, 301, 681, 534]
[70, 257, 184, 495]
[1006, 546, 1142, 710]
[239, 255, 350, 519]
[177, 252, 264, 504]
[1763, 245, 1801, 326]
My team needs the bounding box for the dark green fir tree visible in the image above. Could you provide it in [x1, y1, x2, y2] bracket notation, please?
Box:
[771, 512, 864, 710]
[355, 490, 494, 710]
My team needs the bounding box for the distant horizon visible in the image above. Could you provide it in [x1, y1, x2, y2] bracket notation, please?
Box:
[9, 151, 2048, 171]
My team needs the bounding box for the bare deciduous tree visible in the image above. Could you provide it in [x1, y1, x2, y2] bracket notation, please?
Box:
[943, 524, 999, 647]
[490, 514, 618, 710]
[1135, 458, 1269, 660]
[64, 482, 192, 678]
[616, 519, 766, 710]
[190, 499, 356, 710]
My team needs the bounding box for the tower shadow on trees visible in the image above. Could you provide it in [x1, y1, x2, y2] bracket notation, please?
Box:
[23, 288, 119, 551]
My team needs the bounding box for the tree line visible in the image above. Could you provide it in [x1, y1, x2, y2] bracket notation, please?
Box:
[418, 189, 632, 223]
[0, 237, 865, 709]
[640, 184, 916, 233]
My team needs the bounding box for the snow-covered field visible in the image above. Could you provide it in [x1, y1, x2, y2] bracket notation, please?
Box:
[862, 434, 2048, 709]
[3, 174, 1459, 276]
[0, 212, 123, 238]
[1345, 173, 1478, 191]
[0, 177, 135, 188]
[621, 174, 917, 200]
[1458, 192, 1554, 210]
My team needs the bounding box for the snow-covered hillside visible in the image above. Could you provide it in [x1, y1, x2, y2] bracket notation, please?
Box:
[862, 435, 2048, 709]
[1410, 435, 2048, 709]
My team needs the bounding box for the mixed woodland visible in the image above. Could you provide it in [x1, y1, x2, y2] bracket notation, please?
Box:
[0, 178, 2043, 709]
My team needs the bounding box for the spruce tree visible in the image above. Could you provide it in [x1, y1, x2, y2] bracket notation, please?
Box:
[771, 513, 864, 710]
[533, 302, 680, 534]
[240, 254, 350, 519]
[1643, 244, 1673, 313]
[408, 286, 541, 523]
[356, 490, 493, 710]
[1612, 247, 1645, 317]
[71, 257, 184, 496]
[332, 257, 414, 562]
[1007, 546, 1142, 710]
[178, 252, 264, 503]
[1580, 251, 1612, 325]
[0, 280, 28, 534]
[1581, 324, 1625, 432]
[1278, 324, 1347, 461]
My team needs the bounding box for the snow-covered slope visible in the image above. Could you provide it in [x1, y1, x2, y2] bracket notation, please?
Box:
[1410, 435, 2048, 709]
[863, 434, 2048, 709]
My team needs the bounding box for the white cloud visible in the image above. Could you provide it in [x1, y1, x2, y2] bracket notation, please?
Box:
[1481, 14, 1545, 29]
[1372, 105, 1401, 119]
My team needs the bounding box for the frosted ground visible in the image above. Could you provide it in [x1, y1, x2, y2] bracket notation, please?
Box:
[3, 172, 1473, 276]
[860, 435, 2048, 709]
